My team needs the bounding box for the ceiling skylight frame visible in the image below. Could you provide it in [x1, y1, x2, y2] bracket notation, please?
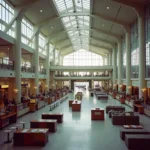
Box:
[53, 0, 90, 51]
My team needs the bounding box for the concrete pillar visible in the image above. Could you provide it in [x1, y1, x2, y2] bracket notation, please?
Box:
[53, 80, 56, 89]
[45, 44, 50, 91]
[52, 48, 55, 65]
[14, 19, 22, 104]
[34, 33, 39, 94]
[109, 52, 112, 65]
[69, 80, 71, 90]
[92, 80, 94, 89]
[118, 41, 122, 91]
[138, 12, 145, 98]
[112, 47, 117, 89]
[126, 30, 131, 94]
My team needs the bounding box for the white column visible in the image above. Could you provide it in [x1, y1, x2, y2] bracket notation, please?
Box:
[138, 13, 145, 98]
[126, 30, 131, 94]
[15, 19, 22, 104]
[69, 80, 71, 90]
[118, 41, 122, 91]
[109, 52, 112, 65]
[34, 33, 39, 94]
[46, 44, 50, 91]
[112, 47, 117, 89]
[52, 48, 55, 65]
[107, 54, 109, 65]
[53, 80, 56, 89]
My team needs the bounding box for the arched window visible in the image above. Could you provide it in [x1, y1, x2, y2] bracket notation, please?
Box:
[63, 49, 103, 66]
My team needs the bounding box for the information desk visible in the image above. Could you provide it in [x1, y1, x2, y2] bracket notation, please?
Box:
[42, 113, 63, 123]
[91, 108, 104, 120]
[133, 104, 144, 114]
[0, 112, 17, 129]
[13, 128, 49, 146]
[69, 100, 74, 107]
[30, 119, 57, 132]
[72, 101, 81, 111]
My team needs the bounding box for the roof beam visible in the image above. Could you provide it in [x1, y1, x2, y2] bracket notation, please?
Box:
[55, 36, 114, 49]
[27, 16, 58, 45]
[60, 45, 108, 57]
[92, 13, 129, 32]
[60, 43, 111, 52]
[60, 12, 129, 31]
[91, 28, 121, 41]
[91, 36, 115, 47]
[4, 8, 26, 33]
[89, 44, 111, 52]
[112, 0, 147, 17]
[36, 11, 129, 34]
[49, 27, 120, 41]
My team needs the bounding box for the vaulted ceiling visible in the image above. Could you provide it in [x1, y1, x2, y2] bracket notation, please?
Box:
[7, 0, 149, 56]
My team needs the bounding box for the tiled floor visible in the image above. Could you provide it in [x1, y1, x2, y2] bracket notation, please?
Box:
[0, 89, 150, 150]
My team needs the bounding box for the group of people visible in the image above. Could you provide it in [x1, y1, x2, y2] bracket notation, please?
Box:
[21, 86, 69, 103]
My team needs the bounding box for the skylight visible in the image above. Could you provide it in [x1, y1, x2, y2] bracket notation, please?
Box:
[54, 0, 90, 51]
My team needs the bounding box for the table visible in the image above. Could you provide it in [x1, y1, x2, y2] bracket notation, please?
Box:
[123, 125, 143, 129]
[133, 104, 144, 114]
[13, 128, 49, 146]
[72, 101, 81, 111]
[30, 119, 57, 132]
[42, 113, 63, 123]
[0, 112, 17, 129]
[91, 108, 104, 120]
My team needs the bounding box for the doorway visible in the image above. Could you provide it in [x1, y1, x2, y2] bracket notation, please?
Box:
[74, 82, 89, 92]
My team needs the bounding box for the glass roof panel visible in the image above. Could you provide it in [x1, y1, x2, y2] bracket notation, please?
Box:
[54, 0, 90, 51]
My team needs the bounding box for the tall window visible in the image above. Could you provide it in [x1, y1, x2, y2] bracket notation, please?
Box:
[21, 18, 34, 48]
[145, 5, 150, 78]
[0, 0, 15, 37]
[39, 33, 46, 55]
[131, 19, 139, 78]
[63, 49, 103, 66]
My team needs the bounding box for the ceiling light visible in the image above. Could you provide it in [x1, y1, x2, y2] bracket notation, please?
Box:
[40, 10, 43, 12]
[107, 6, 109, 9]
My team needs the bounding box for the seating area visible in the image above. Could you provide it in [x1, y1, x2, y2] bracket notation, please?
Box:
[106, 105, 125, 113]
[1, 91, 150, 150]
[111, 113, 139, 125]
[94, 91, 108, 100]
[125, 134, 150, 150]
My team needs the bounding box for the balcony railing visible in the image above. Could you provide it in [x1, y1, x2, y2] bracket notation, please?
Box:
[55, 74, 110, 77]
[21, 66, 35, 73]
[39, 68, 46, 74]
[0, 57, 14, 70]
